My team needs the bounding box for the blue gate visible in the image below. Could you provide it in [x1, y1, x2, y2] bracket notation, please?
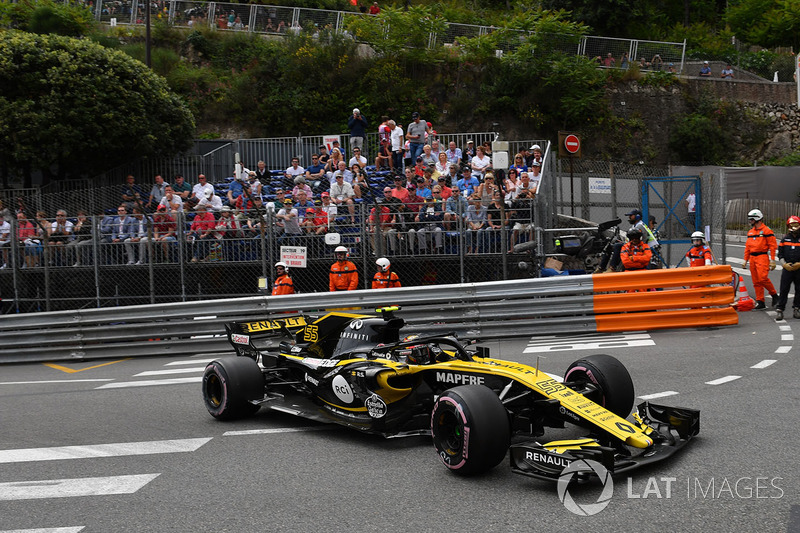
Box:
[642, 176, 701, 268]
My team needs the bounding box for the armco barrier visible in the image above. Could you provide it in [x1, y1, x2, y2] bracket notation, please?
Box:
[0, 266, 736, 364]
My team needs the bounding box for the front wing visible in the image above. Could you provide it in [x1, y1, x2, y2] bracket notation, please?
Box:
[509, 402, 700, 481]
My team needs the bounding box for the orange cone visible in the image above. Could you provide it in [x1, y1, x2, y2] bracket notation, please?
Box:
[733, 274, 755, 311]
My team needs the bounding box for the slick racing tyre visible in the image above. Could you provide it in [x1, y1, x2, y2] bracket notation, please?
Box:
[202, 357, 264, 420]
[564, 354, 634, 418]
[431, 385, 510, 475]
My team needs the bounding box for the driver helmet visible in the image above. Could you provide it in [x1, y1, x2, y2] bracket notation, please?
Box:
[406, 344, 433, 365]
[747, 209, 763, 224]
[788, 216, 800, 231]
[690, 231, 705, 246]
[627, 228, 643, 242]
[376, 257, 390, 272]
[625, 209, 642, 222]
[275, 261, 288, 273]
[334, 245, 348, 258]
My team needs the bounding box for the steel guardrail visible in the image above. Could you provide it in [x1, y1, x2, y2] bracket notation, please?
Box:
[0, 266, 736, 363]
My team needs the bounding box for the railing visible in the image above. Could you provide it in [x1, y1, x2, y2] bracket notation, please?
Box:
[0, 265, 736, 364]
[53, 0, 687, 71]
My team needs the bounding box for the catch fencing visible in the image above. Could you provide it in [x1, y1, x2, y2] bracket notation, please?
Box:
[0, 265, 737, 364]
[542, 159, 727, 269]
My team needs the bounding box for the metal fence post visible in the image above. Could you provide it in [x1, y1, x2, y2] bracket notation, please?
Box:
[178, 211, 187, 302]
[457, 210, 465, 283]
[92, 215, 101, 308]
[95, 0, 103, 21]
[9, 218, 20, 313]
[147, 216, 155, 305]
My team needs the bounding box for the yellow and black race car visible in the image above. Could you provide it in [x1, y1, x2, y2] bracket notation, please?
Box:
[202, 307, 699, 480]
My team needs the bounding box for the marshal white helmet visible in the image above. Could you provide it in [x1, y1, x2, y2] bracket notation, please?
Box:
[275, 261, 288, 272]
[334, 245, 348, 254]
[747, 209, 763, 221]
[690, 231, 705, 240]
[376, 257, 390, 272]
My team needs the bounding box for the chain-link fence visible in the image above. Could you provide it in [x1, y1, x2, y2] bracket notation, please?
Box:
[542, 158, 726, 269]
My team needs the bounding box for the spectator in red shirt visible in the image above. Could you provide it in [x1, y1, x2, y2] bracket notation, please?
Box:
[190, 204, 217, 262]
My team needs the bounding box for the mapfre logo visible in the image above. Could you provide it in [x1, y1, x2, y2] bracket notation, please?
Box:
[556, 459, 614, 516]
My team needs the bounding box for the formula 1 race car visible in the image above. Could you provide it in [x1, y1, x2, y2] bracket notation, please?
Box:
[202, 307, 699, 480]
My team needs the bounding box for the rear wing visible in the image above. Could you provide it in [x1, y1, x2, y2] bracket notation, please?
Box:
[226, 315, 308, 358]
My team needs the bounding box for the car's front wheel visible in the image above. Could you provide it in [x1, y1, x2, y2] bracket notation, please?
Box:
[431, 385, 510, 475]
[202, 357, 264, 420]
[564, 354, 634, 418]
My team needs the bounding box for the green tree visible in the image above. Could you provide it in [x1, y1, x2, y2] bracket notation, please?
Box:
[0, 30, 195, 187]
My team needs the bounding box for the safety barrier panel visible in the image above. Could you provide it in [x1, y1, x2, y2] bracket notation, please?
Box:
[0, 266, 736, 364]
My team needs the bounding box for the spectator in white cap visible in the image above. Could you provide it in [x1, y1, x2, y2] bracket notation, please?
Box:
[196, 187, 223, 212]
[699, 60, 712, 77]
[528, 144, 543, 167]
[462, 139, 476, 166]
[348, 107, 368, 155]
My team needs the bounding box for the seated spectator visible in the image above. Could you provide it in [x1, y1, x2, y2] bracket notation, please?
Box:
[352, 165, 371, 201]
[369, 187, 398, 254]
[410, 189, 444, 253]
[67, 210, 93, 266]
[189, 204, 217, 262]
[508, 189, 534, 253]
[517, 171, 536, 196]
[195, 189, 223, 212]
[292, 176, 313, 201]
[504, 168, 519, 203]
[435, 175, 452, 200]
[392, 175, 410, 203]
[246, 198, 269, 237]
[227, 177, 244, 206]
[0, 212, 9, 269]
[485, 191, 508, 251]
[172, 174, 192, 200]
[329, 173, 356, 223]
[721, 64, 734, 78]
[192, 174, 214, 202]
[462, 139, 476, 166]
[699, 60, 712, 77]
[470, 147, 492, 179]
[374, 140, 392, 171]
[244, 171, 263, 197]
[150, 206, 177, 262]
[602, 52, 615, 67]
[435, 152, 450, 175]
[48, 209, 73, 265]
[509, 153, 528, 174]
[456, 167, 479, 197]
[121, 175, 144, 211]
[124, 207, 149, 265]
[320, 192, 338, 228]
[416, 174, 432, 199]
[529, 161, 542, 191]
[215, 206, 244, 260]
[294, 190, 315, 225]
[285, 156, 306, 186]
[159, 185, 184, 213]
[16, 210, 41, 269]
[465, 194, 487, 253]
[305, 153, 326, 182]
[271, 189, 287, 213]
[430, 139, 442, 160]
[327, 161, 352, 185]
[254, 160, 270, 181]
[420, 144, 436, 167]
[444, 186, 468, 230]
[445, 141, 462, 167]
[317, 145, 331, 166]
[302, 199, 331, 235]
[324, 148, 344, 176]
[146, 174, 167, 211]
[331, 140, 345, 160]
[276, 199, 302, 244]
[348, 147, 367, 169]
[475, 172, 499, 207]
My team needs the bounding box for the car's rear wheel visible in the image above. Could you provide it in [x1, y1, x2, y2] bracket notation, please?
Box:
[431, 385, 510, 475]
[564, 354, 634, 418]
[202, 357, 264, 420]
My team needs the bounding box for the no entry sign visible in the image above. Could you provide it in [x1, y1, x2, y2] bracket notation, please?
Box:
[564, 134, 580, 154]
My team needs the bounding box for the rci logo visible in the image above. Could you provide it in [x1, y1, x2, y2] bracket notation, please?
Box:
[556, 459, 614, 516]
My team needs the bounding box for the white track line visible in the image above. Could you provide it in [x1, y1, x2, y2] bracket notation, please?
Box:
[705, 375, 742, 385]
[638, 391, 679, 400]
[0, 379, 113, 386]
[95, 377, 201, 389]
[223, 426, 336, 436]
[751, 360, 777, 369]
[134, 367, 206, 377]
[775, 346, 792, 354]
[781, 334, 794, 341]
[0, 474, 160, 501]
[0, 438, 212, 464]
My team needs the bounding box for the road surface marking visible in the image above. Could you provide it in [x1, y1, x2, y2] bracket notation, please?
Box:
[165, 359, 217, 366]
[751, 360, 776, 369]
[781, 334, 794, 341]
[95, 377, 201, 389]
[638, 391, 679, 400]
[0, 379, 112, 386]
[0, 438, 212, 464]
[134, 367, 206, 377]
[524, 333, 654, 354]
[0, 526, 86, 533]
[0, 474, 160, 501]
[223, 426, 337, 436]
[42, 359, 131, 374]
[706, 375, 741, 385]
[775, 346, 792, 354]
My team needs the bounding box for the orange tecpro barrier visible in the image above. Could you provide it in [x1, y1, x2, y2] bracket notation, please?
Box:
[591, 265, 738, 332]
